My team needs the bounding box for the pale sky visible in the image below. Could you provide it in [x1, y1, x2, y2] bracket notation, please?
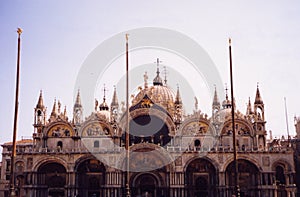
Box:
[1, 0, 300, 154]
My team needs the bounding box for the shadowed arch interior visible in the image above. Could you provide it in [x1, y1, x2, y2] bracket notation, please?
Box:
[76, 159, 106, 197]
[38, 162, 66, 187]
[185, 158, 217, 197]
[225, 159, 260, 196]
[127, 115, 171, 146]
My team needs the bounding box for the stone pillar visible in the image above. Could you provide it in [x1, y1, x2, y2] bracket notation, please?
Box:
[218, 171, 225, 186]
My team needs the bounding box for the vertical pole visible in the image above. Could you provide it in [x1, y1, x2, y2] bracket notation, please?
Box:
[229, 38, 240, 197]
[284, 97, 290, 144]
[125, 34, 131, 197]
[10, 28, 22, 197]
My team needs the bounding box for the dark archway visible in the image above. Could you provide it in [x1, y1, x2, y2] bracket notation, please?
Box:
[76, 159, 106, 197]
[185, 158, 217, 197]
[274, 165, 287, 197]
[225, 159, 260, 197]
[132, 173, 158, 197]
[128, 115, 171, 146]
[37, 162, 67, 197]
[131, 171, 168, 197]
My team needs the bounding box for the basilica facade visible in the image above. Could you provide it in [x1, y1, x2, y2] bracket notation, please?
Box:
[0, 67, 297, 197]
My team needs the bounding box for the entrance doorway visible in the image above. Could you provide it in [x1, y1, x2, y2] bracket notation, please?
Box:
[132, 173, 159, 197]
[194, 176, 208, 197]
[48, 189, 64, 197]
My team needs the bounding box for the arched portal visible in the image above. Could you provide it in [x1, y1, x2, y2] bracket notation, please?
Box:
[75, 159, 106, 197]
[225, 159, 260, 197]
[131, 172, 166, 197]
[37, 162, 67, 197]
[185, 158, 217, 197]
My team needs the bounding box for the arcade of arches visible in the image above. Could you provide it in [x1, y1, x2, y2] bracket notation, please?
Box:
[27, 157, 295, 197]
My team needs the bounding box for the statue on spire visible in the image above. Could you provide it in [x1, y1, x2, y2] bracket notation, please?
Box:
[144, 71, 148, 89]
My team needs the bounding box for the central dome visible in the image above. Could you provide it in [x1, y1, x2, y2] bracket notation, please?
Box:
[132, 85, 175, 111]
[131, 65, 176, 113]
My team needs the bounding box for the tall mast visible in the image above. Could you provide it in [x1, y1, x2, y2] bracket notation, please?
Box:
[125, 33, 131, 197]
[229, 38, 240, 197]
[284, 97, 290, 143]
[10, 28, 22, 197]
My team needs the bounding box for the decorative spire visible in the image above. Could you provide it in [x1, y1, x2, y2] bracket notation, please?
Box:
[175, 85, 182, 105]
[36, 90, 45, 109]
[225, 83, 229, 100]
[111, 86, 119, 107]
[153, 58, 163, 86]
[63, 106, 68, 119]
[51, 99, 58, 117]
[212, 85, 220, 107]
[103, 84, 107, 101]
[246, 97, 253, 115]
[57, 100, 61, 114]
[254, 83, 263, 104]
[74, 89, 82, 108]
[163, 66, 168, 85]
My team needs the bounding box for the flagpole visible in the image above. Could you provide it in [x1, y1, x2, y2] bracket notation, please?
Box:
[284, 97, 290, 144]
[9, 28, 22, 197]
[229, 38, 240, 197]
[125, 34, 131, 197]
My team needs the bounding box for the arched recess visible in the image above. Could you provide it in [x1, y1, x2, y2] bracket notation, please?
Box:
[119, 107, 176, 146]
[272, 160, 293, 186]
[46, 122, 75, 137]
[220, 119, 255, 150]
[225, 159, 260, 196]
[185, 158, 218, 197]
[116, 143, 174, 172]
[130, 169, 167, 197]
[75, 158, 106, 197]
[37, 162, 67, 197]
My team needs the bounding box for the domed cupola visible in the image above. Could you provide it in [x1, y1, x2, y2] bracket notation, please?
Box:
[222, 85, 232, 109]
[98, 85, 110, 121]
[99, 100, 109, 111]
[131, 59, 176, 115]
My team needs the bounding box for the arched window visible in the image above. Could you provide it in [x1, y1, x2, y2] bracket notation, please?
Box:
[94, 140, 99, 148]
[37, 109, 42, 116]
[57, 141, 63, 151]
[275, 166, 286, 185]
[194, 139, 201, 147]
[15, 161, 24, 173]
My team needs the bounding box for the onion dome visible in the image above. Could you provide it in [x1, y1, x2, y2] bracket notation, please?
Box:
[98, 85, 110, 121]
[153, 68, 163, 86]
[99, 101, 109, 111]
[222, 86, 232, 109]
